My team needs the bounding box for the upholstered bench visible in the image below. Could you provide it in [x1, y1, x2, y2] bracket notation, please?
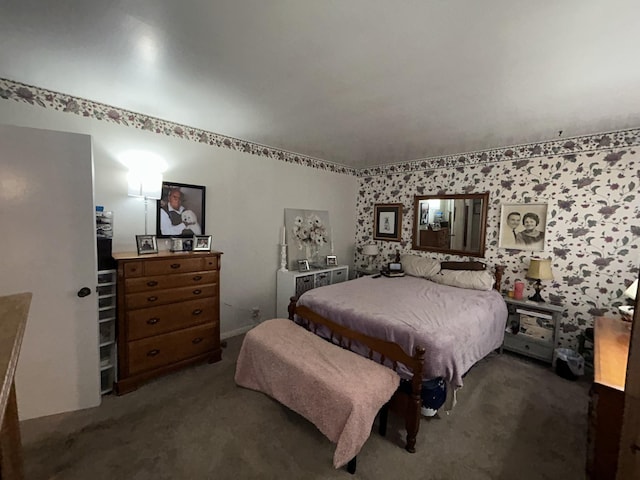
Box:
[234, 318, 401, 473]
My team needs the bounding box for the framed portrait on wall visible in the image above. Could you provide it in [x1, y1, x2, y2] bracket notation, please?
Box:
[156, 181, 206, 238]
[373, 203, 403, 242]
[498, 203, 548, 251]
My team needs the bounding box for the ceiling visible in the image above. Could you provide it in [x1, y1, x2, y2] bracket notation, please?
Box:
[1, 1, 639, 169]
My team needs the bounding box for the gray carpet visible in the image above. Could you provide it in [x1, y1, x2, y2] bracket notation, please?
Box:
[20, 335, 590, 479]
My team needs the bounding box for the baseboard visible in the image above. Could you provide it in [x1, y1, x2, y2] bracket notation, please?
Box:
[221, 324, 254, 340]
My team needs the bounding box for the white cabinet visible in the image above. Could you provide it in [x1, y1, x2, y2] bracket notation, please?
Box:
[97, 269, 117, 394]
[276, 265, 349, 318]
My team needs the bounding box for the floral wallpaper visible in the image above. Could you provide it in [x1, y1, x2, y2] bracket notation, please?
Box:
[355, 150, 640, 348]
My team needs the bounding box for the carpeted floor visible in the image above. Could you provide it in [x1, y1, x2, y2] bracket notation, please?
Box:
[20, 335, 590, 479]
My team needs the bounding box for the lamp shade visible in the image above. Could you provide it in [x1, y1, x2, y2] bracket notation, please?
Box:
[363, 244, 379, 256]
[624, 279, 638, 301]
[526, 258, 554, 281]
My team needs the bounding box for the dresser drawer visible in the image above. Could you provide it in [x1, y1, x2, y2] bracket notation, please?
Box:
[143, 257, 208, 276]
[503, 333, 553, 361]
[127, 323, 217, 375]
[125, 271, 218, 293]
[127, 297, 217, 340]
[125, 284, 217, 310]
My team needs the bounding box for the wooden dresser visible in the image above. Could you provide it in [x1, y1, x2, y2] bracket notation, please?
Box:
[587, 316, 630, 479]
[114, 251, 222, 394]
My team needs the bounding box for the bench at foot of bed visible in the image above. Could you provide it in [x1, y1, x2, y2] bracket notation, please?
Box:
[235, 318, 418, 473]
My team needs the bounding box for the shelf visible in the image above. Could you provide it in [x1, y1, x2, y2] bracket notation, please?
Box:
[100, 364, 113, 371]
[504, 331, 553, 346]
[98, 305, 116, 312]
[99, 340, 115, 348]
[98, 317, 116, 324]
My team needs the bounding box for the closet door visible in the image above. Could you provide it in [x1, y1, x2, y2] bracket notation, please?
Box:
[0, 124, 100, 419]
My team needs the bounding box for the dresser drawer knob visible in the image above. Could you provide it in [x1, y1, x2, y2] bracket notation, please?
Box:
[192, 337, 203, 344]
[192, 309, 203, 316]
[147, 349, 160, 357]
[147, 318, 159, 325]
[147, 296, 158, 302]
[193, 289, 202, 295]
[170, 263, 181, 269]
[147, 280, 158, 287]
[193, 275, 202, 281]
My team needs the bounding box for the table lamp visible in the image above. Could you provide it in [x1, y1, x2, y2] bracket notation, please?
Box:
[619, 279, 638, 318]
[362, 244, 379, 269]
[526, 257, 554, 302]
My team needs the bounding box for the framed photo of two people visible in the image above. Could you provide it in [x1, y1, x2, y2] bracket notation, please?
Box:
[499, 203, 548, 251]
[156, 182, 206, 238]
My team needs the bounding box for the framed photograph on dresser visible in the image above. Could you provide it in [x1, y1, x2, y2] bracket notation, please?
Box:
[193, 235, 212, 251]
[136, 235, 158, 255]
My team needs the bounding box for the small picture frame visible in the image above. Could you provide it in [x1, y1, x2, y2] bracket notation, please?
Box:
[326, 255, 337, 266]
[193, 235, 212, 251]
[182, 238, 194, 251]
[170, 237, 184, 252]
[373, 203, 403, 242]
[298, 259, 310, 272]
[136, 235, 158, 255]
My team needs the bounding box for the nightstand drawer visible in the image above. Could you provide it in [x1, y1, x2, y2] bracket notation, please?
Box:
[503, 333, 553, 361]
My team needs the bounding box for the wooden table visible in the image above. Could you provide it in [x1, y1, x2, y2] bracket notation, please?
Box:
[587, 316, 631, 479]
[0, 292, 32, 480]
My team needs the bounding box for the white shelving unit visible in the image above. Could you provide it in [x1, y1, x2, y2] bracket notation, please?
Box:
[276, 265, 349, 318]
[97, 269, 117, 394]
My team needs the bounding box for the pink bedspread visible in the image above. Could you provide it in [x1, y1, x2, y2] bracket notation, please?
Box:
[297, 275, 507, 388]
[234, 318, 400, 468]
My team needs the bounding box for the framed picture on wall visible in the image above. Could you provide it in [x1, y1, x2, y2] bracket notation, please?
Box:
[498, 203, 548, 251]
[373, 203, 403, 242]
[156, 181, 206, 238]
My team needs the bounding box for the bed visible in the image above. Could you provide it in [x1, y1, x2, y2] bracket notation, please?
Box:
[289, 258, 507, 396]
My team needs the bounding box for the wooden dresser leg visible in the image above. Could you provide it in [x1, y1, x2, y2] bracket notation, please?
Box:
[0, 381, 25, 480]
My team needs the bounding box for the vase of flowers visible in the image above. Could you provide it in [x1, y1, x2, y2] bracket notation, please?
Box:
[292, 213, 328, 265]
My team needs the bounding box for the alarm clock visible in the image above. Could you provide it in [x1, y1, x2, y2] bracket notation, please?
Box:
[388, 262, 403, 272]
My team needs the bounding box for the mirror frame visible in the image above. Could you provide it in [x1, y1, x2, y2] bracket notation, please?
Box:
[411, 192, 490, 258]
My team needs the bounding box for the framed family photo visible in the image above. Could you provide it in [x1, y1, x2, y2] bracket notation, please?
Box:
[373, 203, 403, 242]
[326, 255, 337, 266]
[136, 235, 158, 255]
[499, 203, 548, 251]
[156, 181, 206, 238]
[193, 235, 212, 251]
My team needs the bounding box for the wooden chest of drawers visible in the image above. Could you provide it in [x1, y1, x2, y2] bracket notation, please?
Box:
[113, 251, 222, 394]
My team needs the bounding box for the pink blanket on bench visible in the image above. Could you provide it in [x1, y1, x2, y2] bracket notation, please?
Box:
[234, 318, 400, 468]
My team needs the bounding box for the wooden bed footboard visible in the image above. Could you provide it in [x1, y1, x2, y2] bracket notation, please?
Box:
[288, 298, 426, 453]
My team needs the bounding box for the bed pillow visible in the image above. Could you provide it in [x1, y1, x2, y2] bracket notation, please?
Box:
[430, 269, 495, 291]
[400, 254, 441, 278]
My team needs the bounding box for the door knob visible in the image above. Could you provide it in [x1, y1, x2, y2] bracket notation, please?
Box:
[77, 287, 92, 298]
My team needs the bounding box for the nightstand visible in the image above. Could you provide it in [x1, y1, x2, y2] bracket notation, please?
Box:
[355, 268, 378, 278]
[501, 297, 566, 363]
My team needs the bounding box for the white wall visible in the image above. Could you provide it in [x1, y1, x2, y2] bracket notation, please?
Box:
[0, 100, 359, 337]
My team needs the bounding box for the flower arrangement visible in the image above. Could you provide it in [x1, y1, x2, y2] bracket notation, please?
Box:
[292, 214, 328, 252]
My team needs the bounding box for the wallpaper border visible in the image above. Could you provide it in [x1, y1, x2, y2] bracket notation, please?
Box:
[0, 77, 357, 176]
[1, 77, 639, 177]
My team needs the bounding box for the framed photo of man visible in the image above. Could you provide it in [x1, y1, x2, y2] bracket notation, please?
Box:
[499, 203, 548, 251]
[156, 182, 206, 238]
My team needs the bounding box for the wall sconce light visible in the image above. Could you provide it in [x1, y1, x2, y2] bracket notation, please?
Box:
[526, 257, 554, 302]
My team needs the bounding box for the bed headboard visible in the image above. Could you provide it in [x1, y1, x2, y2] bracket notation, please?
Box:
[439, 261, 504, 292]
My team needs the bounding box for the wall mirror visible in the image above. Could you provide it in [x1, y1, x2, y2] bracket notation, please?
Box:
[412, 192, 489, 258]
